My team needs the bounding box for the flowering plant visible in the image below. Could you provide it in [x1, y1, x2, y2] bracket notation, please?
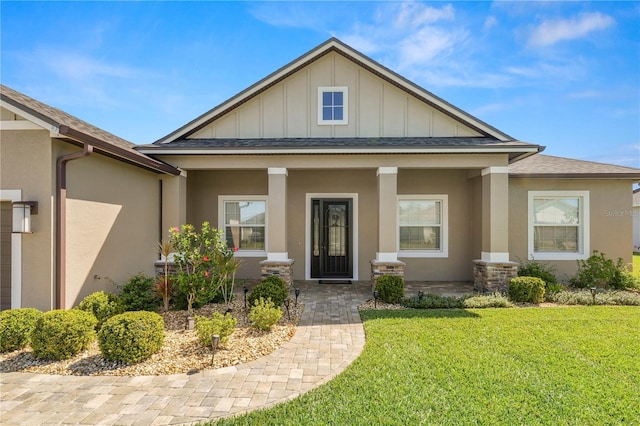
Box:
[169, 222, 239, 314]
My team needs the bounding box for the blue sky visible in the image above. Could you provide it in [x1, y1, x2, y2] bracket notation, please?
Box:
[2, 1, 639, 167]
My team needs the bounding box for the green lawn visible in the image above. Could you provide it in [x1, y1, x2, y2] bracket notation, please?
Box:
[211, 307, 640, 425]
[634, 254, 640, 273]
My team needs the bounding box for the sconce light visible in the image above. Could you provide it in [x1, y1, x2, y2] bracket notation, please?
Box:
[12, 201, 38, 234]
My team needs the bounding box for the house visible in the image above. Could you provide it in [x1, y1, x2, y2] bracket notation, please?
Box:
[634, 188, 640, 252]
[2, 38, 638, 312]
[138, 38, 640, 290]
[0, 85, 180, 311]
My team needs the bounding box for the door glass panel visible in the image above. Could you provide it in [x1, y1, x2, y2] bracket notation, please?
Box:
[326, 205, 346, 256]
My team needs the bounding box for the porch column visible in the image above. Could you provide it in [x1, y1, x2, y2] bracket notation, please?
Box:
[474, 166, 517, 291]
[371, 167, 405, 287]
[261, 168, 294, 286]
[376, 167, 398, 261]
[160, 170, 187, 240]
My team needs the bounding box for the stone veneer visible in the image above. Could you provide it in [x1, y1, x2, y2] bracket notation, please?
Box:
[473, 260, 518, 292]
[370, 259, 406, 288]
[260, 259, 295, 287]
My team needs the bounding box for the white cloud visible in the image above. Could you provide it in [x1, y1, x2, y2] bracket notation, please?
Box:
[393, 2, 455, 29]
[528, 12, 615, 47]
[483, 16, 498, 31]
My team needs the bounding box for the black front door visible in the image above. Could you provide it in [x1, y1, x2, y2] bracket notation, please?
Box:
[311, 199, 353, 278]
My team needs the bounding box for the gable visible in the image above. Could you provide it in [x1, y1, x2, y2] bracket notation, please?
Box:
[156, 38, 515, 145]
[189, 51, 483, 140]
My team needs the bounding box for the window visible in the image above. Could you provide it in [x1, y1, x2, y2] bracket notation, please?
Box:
[218, 197, 266, 256]
[398, 195, 448, 257]
[318, 87, 348, 125]
[528, 191, 589, 260]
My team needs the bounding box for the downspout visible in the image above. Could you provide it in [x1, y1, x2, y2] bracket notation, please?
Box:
[56, 144, 93, 309]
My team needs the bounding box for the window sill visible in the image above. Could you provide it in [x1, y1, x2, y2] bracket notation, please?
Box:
[529, 252, 588, 261]
[233, 251, 267, 258]
[398, 251, 448, 258]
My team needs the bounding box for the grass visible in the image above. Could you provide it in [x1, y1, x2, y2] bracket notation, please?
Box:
[634, 254, 640, 273]
[210, 307, 640, 425]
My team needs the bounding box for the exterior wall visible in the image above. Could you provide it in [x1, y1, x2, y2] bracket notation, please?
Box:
[63, 142, 162, 308]
[634, 206, 640, 252]
[509, 178, 634, 278]
[398, 169, 474, 281]
[189, 52, 482, 140]
[0, 129, 55, 311]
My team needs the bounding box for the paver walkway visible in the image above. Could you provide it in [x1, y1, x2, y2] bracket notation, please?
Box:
[0, 281, 371, 425]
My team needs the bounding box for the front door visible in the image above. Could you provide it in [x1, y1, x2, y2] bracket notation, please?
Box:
[311, 199, 353, 278]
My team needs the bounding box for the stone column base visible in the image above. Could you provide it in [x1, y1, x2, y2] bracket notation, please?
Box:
[473, 260, 518, 292]
[260, 259, 295, 287]
[370, 259, 406, 288]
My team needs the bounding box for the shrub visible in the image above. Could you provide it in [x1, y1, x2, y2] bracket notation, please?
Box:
[76, 291, 124, 330]
[509, 277, 546, 304]
[0, 308, 42, 352]
[463, 293, 514, 309]
[400, 293, 464, 309]
[518, 258, 558, 287]
[119, 274, 161, 312]
[98, 311, 165, 364]
[248, 297, 282, 331]
[570, 250, 640, 290]
[195, 312, 237, 347]
[31, 310, 97, 360]
[248, 276, 289, 308]
[548, 289, 640, 306]
[375, 275, 404, 304]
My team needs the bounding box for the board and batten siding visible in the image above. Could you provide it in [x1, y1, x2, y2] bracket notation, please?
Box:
[189, 52, 482, 139]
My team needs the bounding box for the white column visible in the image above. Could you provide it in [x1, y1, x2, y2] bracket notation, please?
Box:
[267, 168, 288, 261]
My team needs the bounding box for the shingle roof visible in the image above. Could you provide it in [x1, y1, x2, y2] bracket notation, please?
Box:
[1, 84, 179, 175]
[144, 136, 531, 149]
[509, 154, 640, 178]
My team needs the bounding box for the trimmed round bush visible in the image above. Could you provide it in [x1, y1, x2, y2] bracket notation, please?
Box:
[248, 297, 282, 331]
[119, 273, 161, 312]
[0, 308, 42, 352]
[76, 291, 124, 330]
[248, 276, 289, 307]
[375, 275, 404, 304]
[31, 309, 97, 360]
[509, 276, 546, 304]
[195, 312, 237, 347]
[98, 311, 165, 363]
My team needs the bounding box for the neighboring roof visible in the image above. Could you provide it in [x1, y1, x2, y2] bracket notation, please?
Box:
[138, 136, 541, 162]
[153, 38, 518, 145]
[0, 84, 180, 175]
[509, 154, 640, 179]
[633, 188, 640, 207]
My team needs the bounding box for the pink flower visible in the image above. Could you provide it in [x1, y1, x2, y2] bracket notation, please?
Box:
[171, 227, 180, 233]
[233, 247, 239, 252]
[203, 256, 210, 261]
[205, 271, 210, 278]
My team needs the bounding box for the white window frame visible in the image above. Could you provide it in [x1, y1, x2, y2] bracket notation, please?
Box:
[528, 191, 590, 260]
[218, 195, 267, 257]
[317, 86, 348, 125]
[397, 194, 449, 258]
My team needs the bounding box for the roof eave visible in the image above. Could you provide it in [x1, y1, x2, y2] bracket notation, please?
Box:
[510, 173, 640, 180]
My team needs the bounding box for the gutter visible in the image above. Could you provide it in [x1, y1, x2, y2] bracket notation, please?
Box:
[55, 144, 93, 309]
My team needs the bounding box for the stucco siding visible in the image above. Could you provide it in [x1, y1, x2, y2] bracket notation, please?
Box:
[64, 143, 162, 307]
[0, 130, 54, 311]
[398, 170, 475, 281]
[509, 178, 634, 278]
[187, 51, 483, 140]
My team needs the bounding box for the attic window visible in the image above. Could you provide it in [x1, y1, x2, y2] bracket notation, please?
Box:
[318, 87, 348, 125]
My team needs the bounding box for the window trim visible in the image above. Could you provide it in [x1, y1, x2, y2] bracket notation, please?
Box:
[317, 86, 348, 125]
[528, 191, 590, 260]
[397, 194, 449, 258]
[218, 195, 267, 258]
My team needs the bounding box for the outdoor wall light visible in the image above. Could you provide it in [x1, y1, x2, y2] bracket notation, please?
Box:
[295, 288, 300, 305]
[373, 290, 379, 308]
[211, 334, 220, 366]
[243, 286, 249, 308]
[12, 201, 38, 233]
[590, 287, 597, 305]
[418, 290, 424, 300]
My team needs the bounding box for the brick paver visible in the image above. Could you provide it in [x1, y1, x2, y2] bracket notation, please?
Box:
[0, 281, 372, 425]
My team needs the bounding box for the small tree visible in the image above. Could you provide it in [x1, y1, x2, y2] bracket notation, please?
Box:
[169, 222, 239, 315]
